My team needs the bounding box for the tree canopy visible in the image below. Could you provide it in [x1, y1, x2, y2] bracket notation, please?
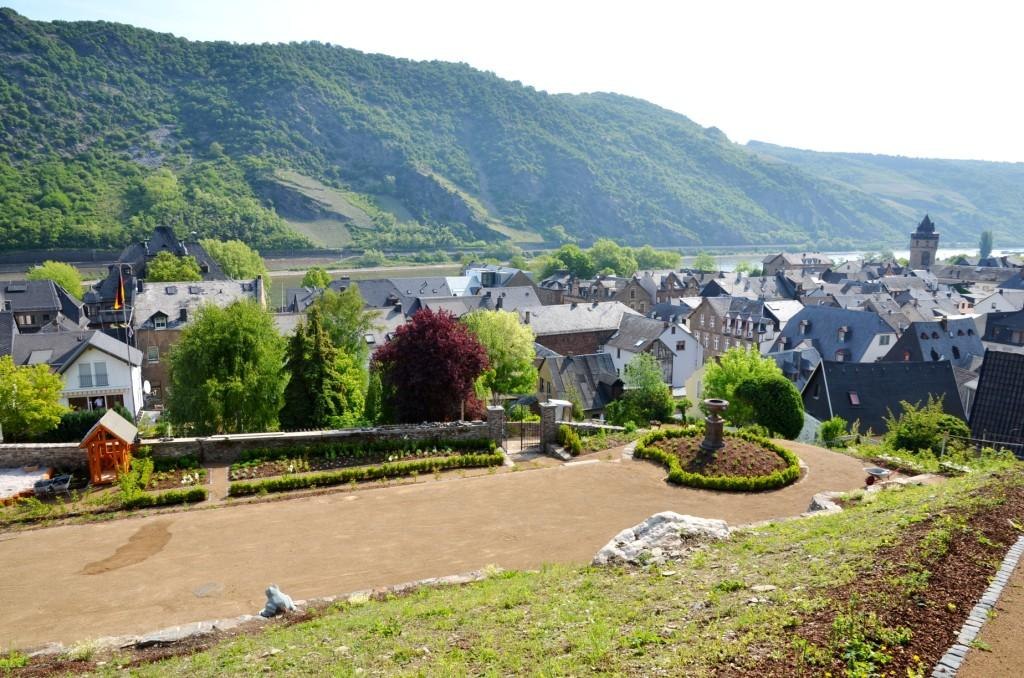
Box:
[200, 238, 269, 282]
[605, 353, 675, 426]
[372, 309, 489, 423]
[979, 230, 994, 260]
[313, 286, 378, 363]
[692, 252, 717, 272]
[280, 306, 365, 429]
[301, 267, 332, 288]
[166, 301, 286, 434]
[702, 347, 784, 425]
[0, 355, 68, 441]
[733, 374, 804, 439]
[25, 260, 84, 299]
[146, 251, 202, 282]
[462, 309, 537, 402]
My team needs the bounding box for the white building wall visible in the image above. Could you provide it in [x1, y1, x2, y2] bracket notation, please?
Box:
[59, 346, 143, 415]
[600, 323, 703, 389]
[861, 333, 899, 363]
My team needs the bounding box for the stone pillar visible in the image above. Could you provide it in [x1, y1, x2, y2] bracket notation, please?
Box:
[486, 406, 506, 447]
[701, 398, 729, 452]
[539, 402, 559, 451]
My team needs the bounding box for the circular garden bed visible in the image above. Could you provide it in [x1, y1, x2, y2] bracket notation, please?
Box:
[635, 426, 801, 491]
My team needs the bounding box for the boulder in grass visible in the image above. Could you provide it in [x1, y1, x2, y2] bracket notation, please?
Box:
[592, 512, 730, 566]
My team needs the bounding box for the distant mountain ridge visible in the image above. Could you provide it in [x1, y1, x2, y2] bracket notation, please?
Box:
[0, 8, 1017, 252]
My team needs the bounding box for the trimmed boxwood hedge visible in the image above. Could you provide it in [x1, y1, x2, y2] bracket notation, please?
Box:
[234, 437, 496, 465]
[228, 452, 504, 497]
[635, 426, 801, 492]
[122, 487, 208, 510]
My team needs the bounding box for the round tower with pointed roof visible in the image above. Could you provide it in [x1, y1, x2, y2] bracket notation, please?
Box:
[909, 214, 939, 269]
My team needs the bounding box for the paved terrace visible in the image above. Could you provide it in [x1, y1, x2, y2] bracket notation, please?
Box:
[0, 442, 866, 649]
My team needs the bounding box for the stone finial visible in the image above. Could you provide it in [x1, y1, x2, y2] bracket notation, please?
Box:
[701, 398, 729, 451]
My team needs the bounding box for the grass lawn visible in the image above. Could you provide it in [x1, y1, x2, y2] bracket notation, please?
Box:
[75, 463, 1024, 677]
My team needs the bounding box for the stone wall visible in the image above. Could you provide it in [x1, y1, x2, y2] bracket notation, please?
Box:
[0, 416, 502, 470]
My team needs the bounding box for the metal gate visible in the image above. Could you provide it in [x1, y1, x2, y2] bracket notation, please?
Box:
[505, 420, 542, 453]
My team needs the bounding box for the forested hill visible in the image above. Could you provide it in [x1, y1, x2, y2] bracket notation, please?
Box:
[0, 9, 1014, 252]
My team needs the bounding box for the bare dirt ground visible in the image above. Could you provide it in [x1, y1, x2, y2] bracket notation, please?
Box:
[959, 556, 1024, 677]
[0, 442, 866, 650]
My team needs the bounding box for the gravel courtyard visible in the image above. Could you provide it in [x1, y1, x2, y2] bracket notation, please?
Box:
[0, 441, 866, 649]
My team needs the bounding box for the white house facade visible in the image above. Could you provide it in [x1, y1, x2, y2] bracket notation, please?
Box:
[601, 316, 703, 389]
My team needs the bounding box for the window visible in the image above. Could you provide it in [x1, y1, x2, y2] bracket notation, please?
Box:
[848, 391, 860, 406]
[16, 314, 34, 325]
[154, 314, 167, 329]
[713, 336, 720, 351]
[147, 346, 160, 363]
[616, 348, 621, 358]
[952, 346, 961, 360]
[879, 335, 890, 346]
[700, 313, 706, 327]
[629, 289, 636, 300]
[93, 361, 109, 387]
[539, 377, 545, 391]
[78, 363, 93, 388]
[676, 341, 686, 351]
[902, 350, 912, 361]
[812, 381, 820, 399]
[834, 350, 850, 362]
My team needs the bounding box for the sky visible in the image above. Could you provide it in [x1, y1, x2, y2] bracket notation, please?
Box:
[7, 0, 1024, 162]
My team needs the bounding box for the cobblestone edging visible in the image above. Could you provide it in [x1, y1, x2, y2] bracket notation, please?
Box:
[26, 569, 495, 658]
[932, 535, 1024, 677]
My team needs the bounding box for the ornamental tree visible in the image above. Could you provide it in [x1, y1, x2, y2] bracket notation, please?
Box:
[26, 260, 85, 299]
[462, 309, 537, 403]
[280, 306, 365, 429]
[733, 374, 805, 439]
[702, 347, 784, 425]
[372, 309, 489, 423]
[166, 301, 286, 434]
[0, 355, 68, 441]
[301, 266, 332, 288]
[605, 352, 675, 426]
[313, 285, 378, 363]
[146, 250, 202, 282]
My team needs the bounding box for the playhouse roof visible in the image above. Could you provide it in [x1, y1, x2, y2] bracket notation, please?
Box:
[79, 410, 138, 447]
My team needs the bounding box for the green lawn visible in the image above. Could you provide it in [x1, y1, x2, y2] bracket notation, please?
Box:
[91, 464, 1024, 677]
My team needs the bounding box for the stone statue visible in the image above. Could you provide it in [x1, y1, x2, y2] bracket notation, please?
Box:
[259, 584, 297, 617]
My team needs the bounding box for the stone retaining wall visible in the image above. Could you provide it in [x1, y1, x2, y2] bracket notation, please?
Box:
[0, 417, 501, 470]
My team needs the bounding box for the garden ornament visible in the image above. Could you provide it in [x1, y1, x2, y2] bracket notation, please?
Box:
[260, 584, 297, 617]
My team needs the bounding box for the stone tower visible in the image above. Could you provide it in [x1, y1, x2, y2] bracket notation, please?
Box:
[909, 214, 939, 269]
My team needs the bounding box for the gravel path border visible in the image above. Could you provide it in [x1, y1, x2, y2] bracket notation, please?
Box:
[932, 535, 1024, 676]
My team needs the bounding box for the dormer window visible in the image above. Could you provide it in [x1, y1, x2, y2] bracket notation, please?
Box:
[848, 391, 860, 406]
[837, 326, 849, 342]
[153, 314, 167, 329]
[799, 319, 810, 335]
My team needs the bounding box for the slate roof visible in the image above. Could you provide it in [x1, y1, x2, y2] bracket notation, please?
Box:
[772, 305, 894, 361]
[1000, 271, 1024, 290]
[133, 279, 263, 330]
[969, 349, 1024, 453]
[769, 346, 821, 392]
[9, 330, 143, 371]
[605, 314, 670, 353]
[882, 317, 985, 369]
[283, 287, 322, 313]
[351, 278, 453, 309]
[0, 311, 16, 355]
[648, 299, 699, 324]
[540, 353, 622, 412]
[806, 360, 966, 434]
[0, 279, 86, 325]
[518, 302, 638, 336]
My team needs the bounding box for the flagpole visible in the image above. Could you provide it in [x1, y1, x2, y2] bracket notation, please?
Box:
[121, 264, 137, 424]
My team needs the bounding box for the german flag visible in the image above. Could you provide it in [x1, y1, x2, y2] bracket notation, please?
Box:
[113, 268, 125, 311]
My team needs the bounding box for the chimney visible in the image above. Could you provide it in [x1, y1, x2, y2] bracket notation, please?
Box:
[524, 310, 531, 324]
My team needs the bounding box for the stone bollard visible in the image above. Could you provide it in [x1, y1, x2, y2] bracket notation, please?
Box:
[701, 398, 729, 452]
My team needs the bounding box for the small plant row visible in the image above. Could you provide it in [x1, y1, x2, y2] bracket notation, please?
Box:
[122, 487, 208, 510]
[636, 427, 801, 492]
[228, 452, 504, 497]
[233, 437, 496, 465]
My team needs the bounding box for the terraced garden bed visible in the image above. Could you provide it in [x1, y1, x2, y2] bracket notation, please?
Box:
[229, 448, 470, 481]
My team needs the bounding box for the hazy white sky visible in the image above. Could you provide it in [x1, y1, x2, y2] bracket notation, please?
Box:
[8, 0, 1024, 162]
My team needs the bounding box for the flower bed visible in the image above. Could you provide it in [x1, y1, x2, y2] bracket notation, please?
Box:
[228, 438, 496, 481]
[148, 468, 207, 490]
[635, 426, 801, 492]
[228, 452, 504, 497]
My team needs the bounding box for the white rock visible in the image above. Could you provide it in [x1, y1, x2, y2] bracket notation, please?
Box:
[751, 584, 777, 593]
[592, 512, 730, 566]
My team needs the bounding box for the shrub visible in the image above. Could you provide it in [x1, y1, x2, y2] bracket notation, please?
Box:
[733, 374, 804, 440]
[38, 405, 134, 442]
[558, 424, 583, 456]
[228, 452, 503, 496]
[884, 396, 971, 456]
[635, 427, 801, 492]
[122, 487, 207, 510]
[819, 416, 848, 448]
[507, 404, 540, 422]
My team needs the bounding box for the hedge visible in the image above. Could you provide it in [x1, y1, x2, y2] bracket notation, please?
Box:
[228, 452, 504, 497]
[122, 487, 208, 510]
[234, 437, 496, 465]
[635, 426, 801, 492]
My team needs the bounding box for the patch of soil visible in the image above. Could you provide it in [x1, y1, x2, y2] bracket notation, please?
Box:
[659, 436, 788, 478]
[229, 452, 465, 481]
[779, 473, 1024, 677]
[148, 468, 206, 491]
[81, 520, 172, 575]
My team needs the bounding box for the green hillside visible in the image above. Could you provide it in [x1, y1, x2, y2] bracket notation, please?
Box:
[0, 8, 1015, 251]
[748, 141, 1024, 244]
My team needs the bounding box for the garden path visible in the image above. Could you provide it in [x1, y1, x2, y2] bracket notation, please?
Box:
[0, 441, 867, 649]
[206, 464, 231, 502]
[958, 556, 1024, 677]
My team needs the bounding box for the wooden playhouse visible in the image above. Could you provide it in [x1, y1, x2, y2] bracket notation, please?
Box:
[79, 410, 138, 484]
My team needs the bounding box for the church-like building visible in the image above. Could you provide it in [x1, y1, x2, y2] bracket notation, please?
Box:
[909, 214, 939, 269]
